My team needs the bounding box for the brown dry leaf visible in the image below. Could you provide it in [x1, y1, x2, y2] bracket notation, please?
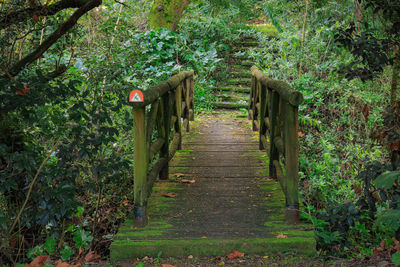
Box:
[161, 264, 176, 267]
[172, 173, 191, 178]
[276, 233, 288, 239]
[393, 238, 400, 252]
[84, 250, 101, 263]
[71, 263, 82, 267]
[226, 250, 244, 260]
[181, 178, 196, 184]
[27, 255, 49, 267]
[161, 191, 177, 198]
[55, 259, 70, 267]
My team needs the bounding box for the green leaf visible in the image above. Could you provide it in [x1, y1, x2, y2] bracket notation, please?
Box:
[392, 252, 400, 266]
[61, 245, 75, 261]
[376, 209, 400, 232]
[44, 237, 57, 254]
[375, 171, 400, 189]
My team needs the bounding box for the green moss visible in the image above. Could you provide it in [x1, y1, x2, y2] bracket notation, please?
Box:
[116, 229, 165, 238]
[148, 0, 188, 30]
[110, 237, 316, 261]
[246, 23, 279, 37]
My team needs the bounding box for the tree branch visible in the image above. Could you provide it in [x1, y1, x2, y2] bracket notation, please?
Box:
[0, 0, 90, 30]
[5, 0, 102, 78]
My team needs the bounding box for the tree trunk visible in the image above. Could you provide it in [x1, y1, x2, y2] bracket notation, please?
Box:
[148, 0, 189, 31]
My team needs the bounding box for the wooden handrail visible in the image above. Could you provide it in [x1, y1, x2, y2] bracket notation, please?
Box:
[249, 66, 303, 223]
[130, 70, 194, 226]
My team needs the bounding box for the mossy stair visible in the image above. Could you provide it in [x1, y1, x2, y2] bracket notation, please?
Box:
[110, 114, 315, 262]
[212, 38, 259, 111]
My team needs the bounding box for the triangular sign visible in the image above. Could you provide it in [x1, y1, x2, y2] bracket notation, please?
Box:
[131, 92, 141, 102]
[128, 90, 144, 103]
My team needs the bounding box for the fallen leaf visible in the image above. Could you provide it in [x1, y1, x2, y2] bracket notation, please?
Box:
[276, 233, 288, 239]
[201, 236, 207, 238]
[16, 84, 31, 96]
[161, 264, 175, 267]
[122, 199, 129, 206]
[27, 255, 49, 267]
[84, 250, 101, 263]
[181, 178, 196, 184]
[393, 238, 400, 252]
[218, 262, 225, 266]
[226, 250, 244, 259]
[161, 191, 177, 198]
[172, 173, 191, 178]
[55, 259, 70, 267]
[71, 263, 82, 267]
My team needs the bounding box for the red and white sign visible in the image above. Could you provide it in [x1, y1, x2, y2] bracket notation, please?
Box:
[129, 90, 144, 103]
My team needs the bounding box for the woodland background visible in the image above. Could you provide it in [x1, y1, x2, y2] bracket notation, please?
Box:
[1, 0, 400, 265]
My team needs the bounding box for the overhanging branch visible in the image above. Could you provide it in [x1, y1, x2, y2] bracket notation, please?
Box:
[0, 0, 90, 30]
[5, 0, 102, 78]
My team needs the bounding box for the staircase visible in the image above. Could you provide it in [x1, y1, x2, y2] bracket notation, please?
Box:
[212, 38, 258, 110]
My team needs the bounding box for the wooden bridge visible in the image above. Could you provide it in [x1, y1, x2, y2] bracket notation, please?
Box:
[110, 40, 315, 262]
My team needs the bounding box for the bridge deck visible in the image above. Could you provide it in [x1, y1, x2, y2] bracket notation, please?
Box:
[110, 112, 315, 261]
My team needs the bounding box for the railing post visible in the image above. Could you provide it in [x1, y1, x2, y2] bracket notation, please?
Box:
[259, 83, 267, 150]
[184, 78, 190, 132]
[133, 107, 148, 226]
[283, 102, 300, 223]
[159, 92, 171, 180]
[249, 76, 256, 120]
[190, 75, 195, 121]
[175, 84, 182, 150]
[269, 91, 280, 179]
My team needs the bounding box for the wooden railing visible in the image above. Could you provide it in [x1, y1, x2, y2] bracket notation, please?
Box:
[249, 66, 303, 222]
[129, 70, 194, 225]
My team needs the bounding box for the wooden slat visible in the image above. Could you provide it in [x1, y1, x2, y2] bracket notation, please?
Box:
[183, 118, 189, 132]
[149, 138, 165, 162]
[253, 119, 260, 131]
[274, 136, 284, 156]
[169, 132, 181, 160]
[146, 157, 168, 196]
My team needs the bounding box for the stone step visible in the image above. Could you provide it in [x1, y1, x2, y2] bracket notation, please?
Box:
[216, 87, 250, 93]
[215, 94, 248, 102]
[225, 78, 252, 86]
[230, 71, 252, 78]
[212, 102, 248, 109]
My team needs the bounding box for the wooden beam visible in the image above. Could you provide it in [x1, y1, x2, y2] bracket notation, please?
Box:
[133, 107, 148, 225]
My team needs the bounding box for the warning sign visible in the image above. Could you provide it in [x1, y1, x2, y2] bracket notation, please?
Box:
[129, 90, 144, 103]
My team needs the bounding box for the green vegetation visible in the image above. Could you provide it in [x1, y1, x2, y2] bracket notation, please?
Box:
[1, 0, 400, 265]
